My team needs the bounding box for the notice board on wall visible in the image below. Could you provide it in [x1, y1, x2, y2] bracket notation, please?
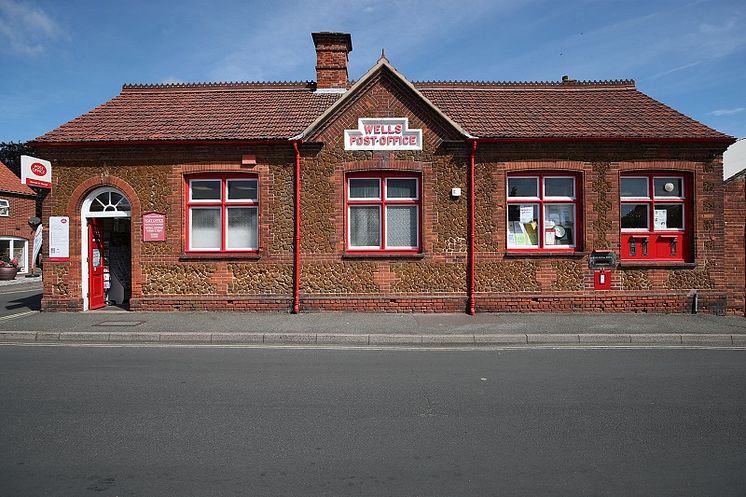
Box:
[49, 216, 70, 261]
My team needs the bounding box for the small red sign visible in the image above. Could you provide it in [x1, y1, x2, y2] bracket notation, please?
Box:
[143, 213, 166, 242]
[31, 162, 47, 176]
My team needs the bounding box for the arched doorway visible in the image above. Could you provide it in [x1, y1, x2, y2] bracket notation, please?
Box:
[80, 187, 132, 310]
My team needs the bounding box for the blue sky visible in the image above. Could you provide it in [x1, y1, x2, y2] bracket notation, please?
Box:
[1, 0, 744, 143]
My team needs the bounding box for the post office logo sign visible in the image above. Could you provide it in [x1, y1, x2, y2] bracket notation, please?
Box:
[344, 118, 423, 151]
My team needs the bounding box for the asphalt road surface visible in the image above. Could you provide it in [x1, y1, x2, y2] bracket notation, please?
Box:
[1, 346, 744, 497]
[0, 282, 40, 318]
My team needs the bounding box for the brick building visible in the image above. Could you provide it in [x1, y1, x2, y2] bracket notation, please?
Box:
[0, 162, 37, 275]
[31, 32, 739, 313]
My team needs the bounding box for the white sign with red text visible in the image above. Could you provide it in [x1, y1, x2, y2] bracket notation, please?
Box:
[49, 216, 70, 261]
[21, 155, 52, 188]
[344, 118, 423, 151]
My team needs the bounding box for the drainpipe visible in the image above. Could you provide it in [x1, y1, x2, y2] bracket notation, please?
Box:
[293, 141, 301, 314]
[468, 139, 477, 315]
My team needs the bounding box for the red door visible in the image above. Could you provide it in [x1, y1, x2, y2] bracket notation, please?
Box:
[88, 218, 106, 309]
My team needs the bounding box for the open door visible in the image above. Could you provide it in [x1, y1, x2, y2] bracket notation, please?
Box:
[88, 218, 106, 310]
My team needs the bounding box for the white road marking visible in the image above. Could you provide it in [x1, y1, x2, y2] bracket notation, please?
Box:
[0, 288, 42, 295]
[0, 311, 38, 321]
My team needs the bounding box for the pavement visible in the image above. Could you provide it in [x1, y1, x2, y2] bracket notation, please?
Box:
[1, 277, 745, 347]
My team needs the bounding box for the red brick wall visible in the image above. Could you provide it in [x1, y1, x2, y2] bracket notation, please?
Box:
[724, 172, 745, 315]
[33, 76, 737, 314]
[0, 192, 36, 272]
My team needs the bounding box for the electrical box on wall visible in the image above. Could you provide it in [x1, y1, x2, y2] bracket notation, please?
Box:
[594, 270, 612, 290]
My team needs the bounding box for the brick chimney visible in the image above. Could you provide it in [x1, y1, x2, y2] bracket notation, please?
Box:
[312, 32, 352, 90]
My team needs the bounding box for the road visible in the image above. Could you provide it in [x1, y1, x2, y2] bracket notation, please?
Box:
[1, 346, 744, 496]
[0, 281, 40, 319]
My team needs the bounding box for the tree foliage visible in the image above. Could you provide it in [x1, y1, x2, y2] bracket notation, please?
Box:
[0, 142, 35, 178]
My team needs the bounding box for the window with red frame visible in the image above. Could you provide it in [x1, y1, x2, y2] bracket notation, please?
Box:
[185, 175, 258, 252]
[507, 174, 579, 251]
[346, 173, 420, 253]
[620, 174, 689, 261]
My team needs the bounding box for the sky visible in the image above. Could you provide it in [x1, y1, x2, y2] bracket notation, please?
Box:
[1, 0, 744, 149]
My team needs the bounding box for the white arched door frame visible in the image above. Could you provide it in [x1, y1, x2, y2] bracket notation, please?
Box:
[80, 187, 131, 310]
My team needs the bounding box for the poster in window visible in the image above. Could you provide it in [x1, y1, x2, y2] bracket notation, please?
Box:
[519, 205, 534, 224]
[654, 209, 667, 230]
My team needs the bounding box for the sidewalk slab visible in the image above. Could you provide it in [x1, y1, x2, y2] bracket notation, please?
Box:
[263, 333, 316, 345]
[474, 334, 527, 345]
[579, 334, 632, 344]
[421, 335, 475, 346]
[316, 334, 369, 345]
[211, 333, 264, 344]
[0, 331, 36, 341]
[369, 334, 422, 346]
[160, 332, 213, 343]
[630, 334, 682, 344]
[527, 334, 579, 344]
[108, 332, 160, 343]
[60, 332, 110, 342]
[681, 334, 733, 346]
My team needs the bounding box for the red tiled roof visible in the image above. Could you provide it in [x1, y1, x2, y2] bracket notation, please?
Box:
[415, 80, 730, 141]
[0, 162, 35, 196]
[33, 79, 732, 144]
[34, 82, 342, 143]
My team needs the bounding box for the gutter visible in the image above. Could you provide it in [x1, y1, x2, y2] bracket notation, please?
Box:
[292, 141, 302, 313]
[468, 139, 477, 315]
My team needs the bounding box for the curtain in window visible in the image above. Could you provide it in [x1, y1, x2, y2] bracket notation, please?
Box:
[386, 206, 417, 247]
[191, 208, 221, 249]
[349, 206, 380, 247]
[226, 207, 258, 249]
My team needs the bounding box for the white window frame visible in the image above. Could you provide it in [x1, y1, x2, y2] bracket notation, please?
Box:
[0, 199, 8, 217]
[0, 237, 28, 273]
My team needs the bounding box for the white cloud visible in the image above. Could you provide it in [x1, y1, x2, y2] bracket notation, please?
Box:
[0, 0, 65, 55]
[709, 107, 745, 117]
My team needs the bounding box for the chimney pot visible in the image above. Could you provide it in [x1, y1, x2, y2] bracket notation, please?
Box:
[312, 32, 352, 90]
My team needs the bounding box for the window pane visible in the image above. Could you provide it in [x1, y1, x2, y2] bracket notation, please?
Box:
[190, 208, 221, 249]
[654, 177, 683, 197]
[621, 204, 648, 229]
[0, 240, 9, 260]
[544, 177, 574, 198]
[349, 179, 380, 199]
[544, 204, 575, 246]
[226, 207, 258, 249]
[507, 204, 539, 247]
[508, 177, 538, 198]
[0, 200, 8, 216]
[387, 178, 417, 199]
[621, 177, 648, 197]
[117, 197, 131, 211]
[227, 179, 258, 201]
[386, 206, 417, 247]
[191, 180, 221, 200]
[349, 206, 380, 247]
[653, 204, 683, 230]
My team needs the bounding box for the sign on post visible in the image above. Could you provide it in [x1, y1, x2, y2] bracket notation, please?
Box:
[21, 155, 52, 188]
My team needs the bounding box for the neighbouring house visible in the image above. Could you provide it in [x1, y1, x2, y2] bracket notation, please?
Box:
[0, 161, 37, 275]
[30, 32, 739, 313]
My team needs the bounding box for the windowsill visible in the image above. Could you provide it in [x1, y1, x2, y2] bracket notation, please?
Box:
[504, 251, 586, 258]
[343, 252, 425, 260]
[618, 261, 695, 269]
[179, 253, 261, 261]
